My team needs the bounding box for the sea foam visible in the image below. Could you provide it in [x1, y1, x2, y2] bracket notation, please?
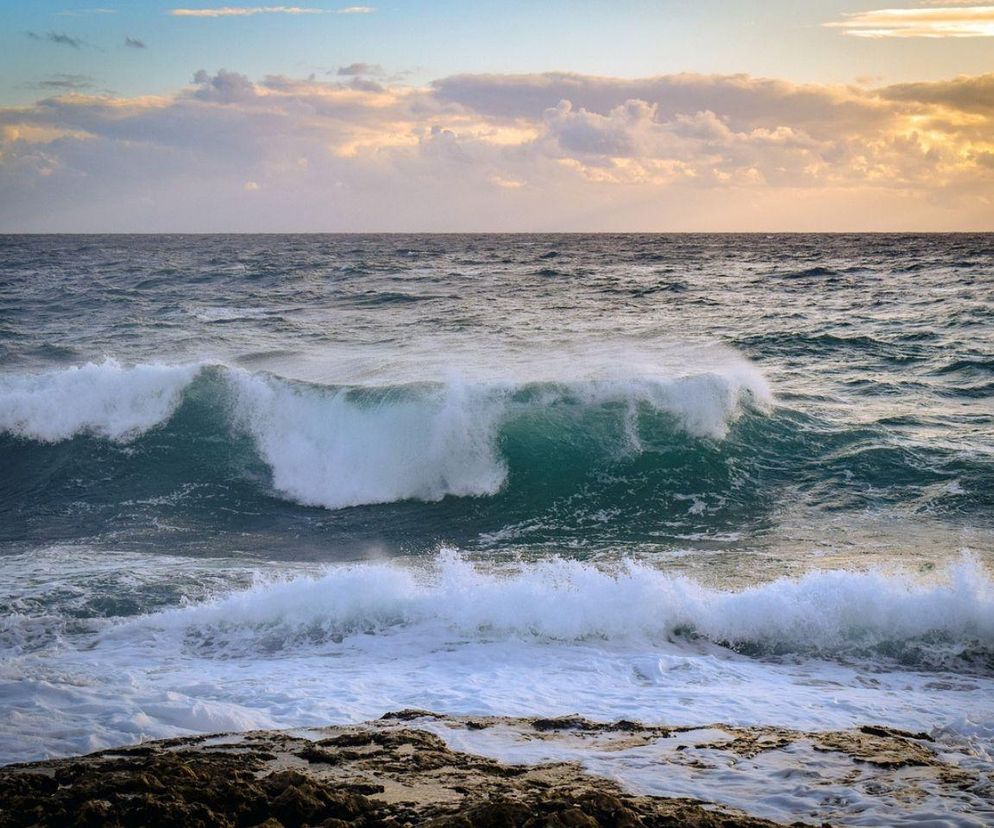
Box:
[0, 359, 200, 442]
[5, 550, 994, 767]
[227, 372, 508, 509]
[122, 551, 994, 667]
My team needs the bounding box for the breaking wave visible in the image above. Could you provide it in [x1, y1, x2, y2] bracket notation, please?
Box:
[0, 360, 200, 442]
[0, 358, 771, 511]
[119, 552, 994, 671]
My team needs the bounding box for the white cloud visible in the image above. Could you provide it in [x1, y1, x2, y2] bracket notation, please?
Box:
[826, 6, 994, 38]
[0, 69, 991, 231]
[171, 6, 327, 17]
[58, 8, 115, 16]
[169, 4, 373, 15]
[490, 174, 524, 189]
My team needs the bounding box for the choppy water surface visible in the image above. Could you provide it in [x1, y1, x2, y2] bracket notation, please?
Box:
[1, 234, 993, 821]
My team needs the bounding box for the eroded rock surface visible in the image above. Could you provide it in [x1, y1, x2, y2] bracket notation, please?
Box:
[0, 720, 787, 828]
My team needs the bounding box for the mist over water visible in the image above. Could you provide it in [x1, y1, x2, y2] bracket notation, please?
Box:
[1, 233, 993, 770]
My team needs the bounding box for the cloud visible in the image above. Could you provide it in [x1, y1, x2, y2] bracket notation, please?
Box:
[191, 68, 259, 102]
[490, 174, 524, 189]
[170, 6, 326, 16]
[26, 31, 85, 48]
[35, 74, 96, 91]
[826, 6, 994, 38]
[344, 77, 385, 92]
[125, 37, 147, 49]
[542, 99, 653, 159]
[430, 72, 894, 138]
[881, 74, 994, 113]
[336, 62, 384, 76]
[0, 69, 991, 231]
[58, 8, 114, 16]
[169, 5, 372, 16]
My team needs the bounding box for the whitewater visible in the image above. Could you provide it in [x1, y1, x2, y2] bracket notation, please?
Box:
[1, 233, 992, 823]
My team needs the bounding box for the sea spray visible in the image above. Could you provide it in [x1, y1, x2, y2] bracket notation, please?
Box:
[0, 359, 201, 442]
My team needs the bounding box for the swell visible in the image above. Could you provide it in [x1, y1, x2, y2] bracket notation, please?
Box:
[0, 360, 990, 542]
[0, 359, 768, 507]
[115, 552, 994, 672]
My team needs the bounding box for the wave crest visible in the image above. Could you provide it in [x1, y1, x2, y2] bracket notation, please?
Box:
[0, 359, 201, 443]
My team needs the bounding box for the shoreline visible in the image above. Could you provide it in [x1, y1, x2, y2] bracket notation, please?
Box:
[2, 711, 982, 828]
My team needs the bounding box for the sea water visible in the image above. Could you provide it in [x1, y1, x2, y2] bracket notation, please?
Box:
[1, 233, 992, 819]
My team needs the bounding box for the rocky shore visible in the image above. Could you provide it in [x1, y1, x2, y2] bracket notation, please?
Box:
[0, 712, 976, 828]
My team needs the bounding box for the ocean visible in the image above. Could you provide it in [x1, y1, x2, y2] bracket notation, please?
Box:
[2, 234, 993, 822]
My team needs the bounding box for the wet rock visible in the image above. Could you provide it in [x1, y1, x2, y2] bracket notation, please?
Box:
[859, 725, 933, 743]
[296, 745, 341, 764]
[814, 730, 935, 769]
[694, 728, 796, 759]
[264, 770, 373, 826]
[380, 709, 438, 722]
[0, 721, 785, 828]
[532, 716, 597, 732]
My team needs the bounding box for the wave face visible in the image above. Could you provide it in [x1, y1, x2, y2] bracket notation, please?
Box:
[226, 364, 770, 510]
[0, 357, 783, 543]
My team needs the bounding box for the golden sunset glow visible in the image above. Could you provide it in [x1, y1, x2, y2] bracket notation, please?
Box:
[1, 1, 991, 229]
[828, 6, 994, 38]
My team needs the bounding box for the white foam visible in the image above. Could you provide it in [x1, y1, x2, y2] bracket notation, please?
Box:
[224, 364, 770, 510]
[0, 359, 200, 442]
[227, 372, 509, 509]
[193, 306, 272, 322]
[3, 551, 994, 768]
[430, 723, 994, 827]
[127, 550, 994, 659]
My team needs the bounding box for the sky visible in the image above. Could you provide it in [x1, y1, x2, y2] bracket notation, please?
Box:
[0, 0, 992, 231]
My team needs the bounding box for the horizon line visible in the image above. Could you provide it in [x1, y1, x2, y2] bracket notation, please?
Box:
[2, 230, 993, 236]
